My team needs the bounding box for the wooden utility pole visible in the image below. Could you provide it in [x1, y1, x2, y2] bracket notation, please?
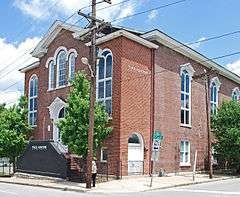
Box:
[205, 74, 213, 179]
[78, 0, 111, 189]
[193, 69, 217, 179]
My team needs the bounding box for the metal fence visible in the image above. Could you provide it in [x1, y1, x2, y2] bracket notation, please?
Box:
[0, 160, 13, 177]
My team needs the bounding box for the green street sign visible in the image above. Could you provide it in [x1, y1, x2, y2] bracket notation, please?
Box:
[153, 131, 163, 141]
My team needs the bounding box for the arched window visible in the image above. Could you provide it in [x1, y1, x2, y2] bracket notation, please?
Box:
[128, 133, 140, 144]
[57, 50, 67, 87]
[181, 70, 191, 125]
[69, 53, 76, 80]
[96, 49, 112, 117]
[232, 88, 239, 101]
[210, 77, 221, 115]
[29, 75, 38, 126]
[48, 61, 55, 90]
[58, 107, 65, 119]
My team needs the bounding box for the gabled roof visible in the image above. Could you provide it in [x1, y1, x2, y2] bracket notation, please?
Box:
[31, 20, 85, 58]
[142, 30, 240, 85]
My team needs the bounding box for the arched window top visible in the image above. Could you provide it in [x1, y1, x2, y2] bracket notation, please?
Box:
[29, 74, 38, 127]
[128, 133, 140, 144]
[210, 77, 221, 91]
[210, 77, 220, 115]
[69, 52, 76, 80]
[29, 74, 38, 97]
[57, 50, 67, 87]
[232, 87, 240, 101]
[45, 57, 55, 68]
[48, 60, 55, 90]
[67, 48, 78, 59]
[57, 50, 67, 60]
[101, 49, 112, 57]
[53, 46, 67, 62]
[58, 107, 65, 119]
[180, 63, 195, 78]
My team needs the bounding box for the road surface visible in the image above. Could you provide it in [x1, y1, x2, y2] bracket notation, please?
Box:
[0, 178, 239, 197]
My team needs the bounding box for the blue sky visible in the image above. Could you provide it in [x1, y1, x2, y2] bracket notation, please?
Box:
[0, 0, 240, 104]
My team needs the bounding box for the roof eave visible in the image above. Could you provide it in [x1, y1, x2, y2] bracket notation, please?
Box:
[19, 61, 40, 73]
[85, 30, 159, 49]
[142, 30, 240, 85]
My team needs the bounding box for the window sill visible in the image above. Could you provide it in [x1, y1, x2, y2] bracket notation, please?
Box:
[31, 125, 37, 128]
[100, 160, 107, 163]
[48, 84, 73, 92]
[180, 124, 192, 128]
[180, 163, 191, 167]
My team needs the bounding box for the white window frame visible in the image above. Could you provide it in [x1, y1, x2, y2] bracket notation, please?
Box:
[232, 87, 240, 101]
[68, 52, 76, 81]
[56, 50, 67, 88]
[210, 77, 221, 115]
[28, 74, 38, 127]
[100, 147, 108, 162]
[180, 63, 195, 127]
[48, 60, 55, 90]
[96, 49, 113, 117]
[180, 140, 190, 166]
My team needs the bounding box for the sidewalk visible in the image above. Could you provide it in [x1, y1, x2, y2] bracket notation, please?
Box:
[0, 173, 236, 193]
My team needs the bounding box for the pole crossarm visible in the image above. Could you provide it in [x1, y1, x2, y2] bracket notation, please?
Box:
[76, 21, 111, 41]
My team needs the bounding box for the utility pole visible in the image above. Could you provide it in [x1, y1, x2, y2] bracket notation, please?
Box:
[205, 73, 213, 179]
[193, 69, 217, 179]
[78, 0, 111, 189]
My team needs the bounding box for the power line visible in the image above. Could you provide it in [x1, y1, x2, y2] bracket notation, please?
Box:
[0, 0, 135, 78]
[1, 80, 22, 92]
[0, 0, 61, 67]
[111, 0, 188, 23]
[0, 14, 84, 80]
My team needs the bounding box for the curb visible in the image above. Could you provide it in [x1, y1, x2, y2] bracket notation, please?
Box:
[0, 179, 88, 193]
[143, 176, 238, 192]
[0, 176, 238, 193]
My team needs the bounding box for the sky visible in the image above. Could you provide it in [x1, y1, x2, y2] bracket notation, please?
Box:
[0, 0, 240, 105]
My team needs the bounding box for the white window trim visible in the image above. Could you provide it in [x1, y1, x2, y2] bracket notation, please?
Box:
[56, 50, 67, 88]
[232, 87, 240, 101]
[180, 63, 195, 127]
[180, 141, 191, 166]
[100, 147, 108, 162]
[48, 61, 55, 90]
[28, 74, 38, 127]
[96, 49, 113, 118]
[210, 77, 221, 114]
[68, 53, 76, 81]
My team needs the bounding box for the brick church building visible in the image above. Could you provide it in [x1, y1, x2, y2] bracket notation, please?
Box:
[20, 20, 240, 177]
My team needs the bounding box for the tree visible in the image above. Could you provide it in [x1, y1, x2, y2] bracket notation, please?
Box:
[57, 72, 112, 158]
[0, 96, 31, 171]
[211, 100, 240, 172]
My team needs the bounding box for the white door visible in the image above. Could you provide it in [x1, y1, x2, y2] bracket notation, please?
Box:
[128, 133, 144, 175]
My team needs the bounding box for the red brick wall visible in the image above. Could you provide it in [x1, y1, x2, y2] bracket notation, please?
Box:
[119, 37, 153, 175]
[24, 29, 240, 176]
[154, 43, 240, 173]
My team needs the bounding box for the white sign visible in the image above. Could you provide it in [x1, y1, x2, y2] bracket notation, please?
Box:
[152, 139, 161, 151]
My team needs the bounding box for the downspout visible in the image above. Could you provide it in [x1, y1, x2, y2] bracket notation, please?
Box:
[149, 48, 155, 175]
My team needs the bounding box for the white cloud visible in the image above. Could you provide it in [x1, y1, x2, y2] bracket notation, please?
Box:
[0, 37, 41, 105]
[226, 59, 240, 76]
[148, 10, 158, 20]
[14, 0, 138, 23]
[188, 37, 206, 50]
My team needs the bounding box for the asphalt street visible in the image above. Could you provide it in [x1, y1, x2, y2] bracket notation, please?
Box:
[0, 178, 239, 197]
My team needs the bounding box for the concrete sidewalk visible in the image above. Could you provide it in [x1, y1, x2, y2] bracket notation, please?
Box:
[0, 173, 236, 193]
